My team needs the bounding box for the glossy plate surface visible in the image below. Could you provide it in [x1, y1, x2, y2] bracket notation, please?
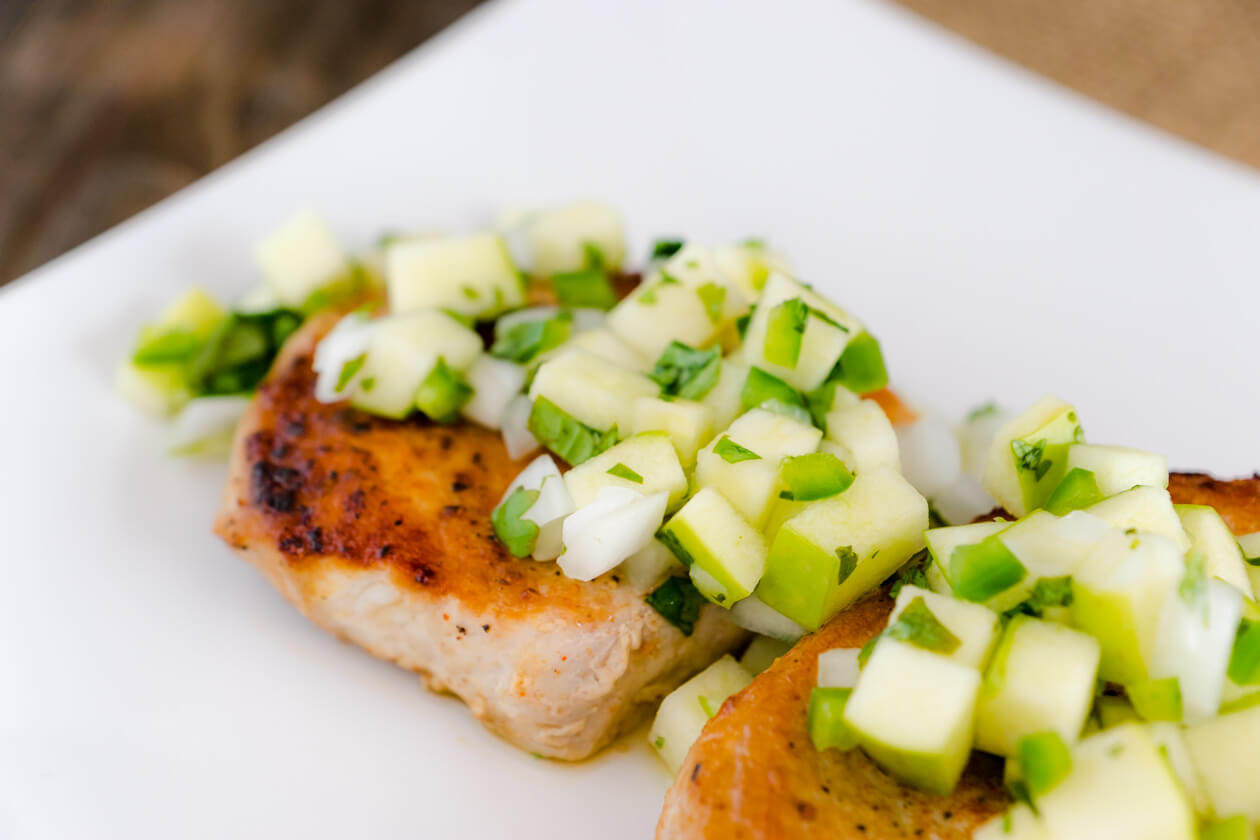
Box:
[2, 0, 1258, 837]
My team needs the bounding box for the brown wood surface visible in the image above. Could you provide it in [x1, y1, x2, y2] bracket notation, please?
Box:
[3, 0, 1259, 287]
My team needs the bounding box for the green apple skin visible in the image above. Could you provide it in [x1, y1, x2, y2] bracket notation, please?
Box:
[1044, 468, 1105, 515]
[658, 488, 768, 607]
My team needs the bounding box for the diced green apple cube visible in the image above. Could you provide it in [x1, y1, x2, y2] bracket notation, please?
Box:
[1177, 505, 1255, 598]
[758, 467, 928, 630]
[974, 616, 1100, 756]
[890, 585, 999, 670]
[925, 520, 1009, 590]
[570, 326, 651, 372]
[658, 244, 750, 321]
[649, 654, 753, 774]
[349, 311, 483, 419]
[1085, 485, 1191, 552]
[529, 349, 657, 435]
[523, 200, 626, 274]
[658, 488, 769, 607]
[1044, 468, 1105, 515]
[948, 534, 1028, 608]
[606, 276, 721, 360]
[739, 273, 863, 387]
[1000, 510, 1109, 580]
[809, 687, 858, 752]
[1184, 704, 1260, 825]
[742, 296, 853, 391]
[711, 241, 793, 300]
[1069, 529, 1183, 685]
[253, 210, 346, 307]
[631, 397, 714, 468]
[1065, 443, 1168, 496]
[385, 233, 524, 318]
[563, 432, 689, 510]
[693, 408, 821, 527]
[844, 641, 981, 795]
[1036, 724, 1196, 840]
[824, 400, 901, 473]
[982, 396, 1083, 517]
[989, 509, 1110, 610]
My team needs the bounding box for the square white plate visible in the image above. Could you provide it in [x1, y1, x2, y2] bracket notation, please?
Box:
[3, 0, 1259, 837]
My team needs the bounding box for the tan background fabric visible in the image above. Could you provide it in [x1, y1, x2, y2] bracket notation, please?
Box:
[2, 0, 1257, 286]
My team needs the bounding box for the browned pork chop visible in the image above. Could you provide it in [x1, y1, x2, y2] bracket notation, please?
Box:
[215, 311, 747, 760]
[656, 473, 1260, 839]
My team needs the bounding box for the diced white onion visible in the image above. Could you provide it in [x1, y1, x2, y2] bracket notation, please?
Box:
[816, 648, 862, 689]
[729, 594, 806, 643]
[1150, 578, 1242, 723]
[558, 487, 667, 581]
[895, 413, 962, 499]
[461, 356, 526, 429]
[168, 395, 252, 457]
[524, 475, 576, 561]
[958, 406, 1012, 482]
[500, 394, 540, 460]
[618, 538, 684, 591]
[500, 453, 562, 503]
[312, 312, 376, 403]
[931, 473, 998, 525]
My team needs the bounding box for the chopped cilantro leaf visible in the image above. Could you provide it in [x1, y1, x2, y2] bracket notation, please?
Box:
[886, 596, 961, 654]
[607, 462, 644, 483]
[650, 239, 685, 260]
[1011, 438, 1052, 481]
[836, 546, 859, 585]
[713, 435, 761, 464]
[968, 401, 998, 422]
[551, 267, 616, 310]
[490, 312, 572, 363]
[649, 341, 721, 400]
[645, 576, 705, 636]
[527, 397, 618, 465]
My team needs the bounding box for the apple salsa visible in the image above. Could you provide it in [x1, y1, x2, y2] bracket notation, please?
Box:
[790, 397, 1260, 839]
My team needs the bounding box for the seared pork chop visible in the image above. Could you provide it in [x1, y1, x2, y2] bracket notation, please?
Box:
[215, 312, 747, 759]
[656, 473, 1260, 838]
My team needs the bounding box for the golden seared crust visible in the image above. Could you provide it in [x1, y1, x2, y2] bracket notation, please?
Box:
[216, 311, 624, 625]
[1168, 472, 1260, 535]
[657, 476, 1260, 839]
[215, 310, 747, 759]
[657, 592, 1007, 839]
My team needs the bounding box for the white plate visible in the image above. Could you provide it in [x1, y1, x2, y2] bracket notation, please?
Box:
[3, 0, 1259, 837]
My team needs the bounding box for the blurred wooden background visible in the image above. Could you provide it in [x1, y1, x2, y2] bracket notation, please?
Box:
[2, 0, 1259, 286]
